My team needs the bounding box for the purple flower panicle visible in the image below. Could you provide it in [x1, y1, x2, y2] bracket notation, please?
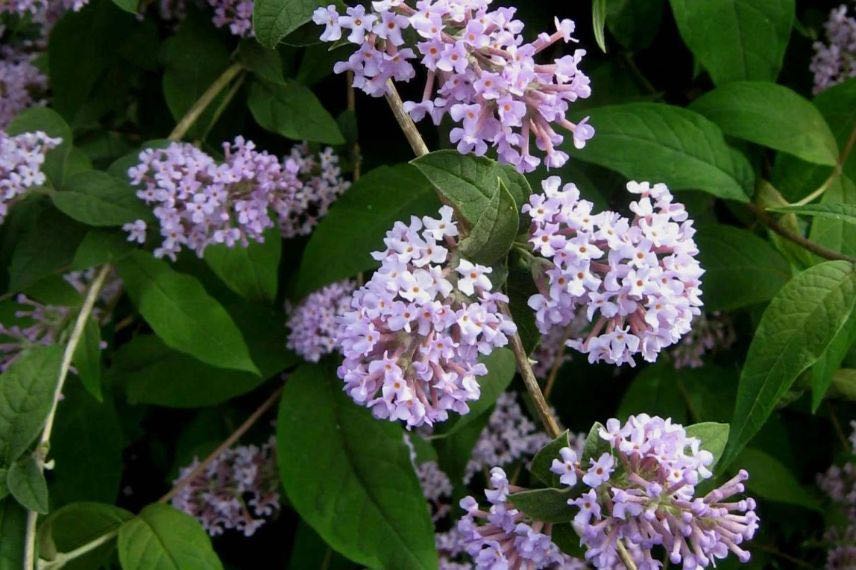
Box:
[810, 5, 856, 93]
[336, 205, 516, 429]
[670, 312, 735, 369]
[208, 0, 254, 37]
[286, 280, 356, 363]
[0, 46, 48, 129]
[0, 130, 61, 223]
[524, 177, 703, 366]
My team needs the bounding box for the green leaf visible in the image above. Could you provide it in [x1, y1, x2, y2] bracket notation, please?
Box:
[287, 522, 355, 570]
[38, 502, 132, 570]
[71, 316, 102, 400]
[50, 384, 123, 508]
[669, 0, 794, 85]
[690, 82, 838, 166]
[6, 108, 73, 188]
[247, 80, 344, 145]
[696, 225, 792, 311]
[0, 346, 63, 464]
[6, 457, 48, 513]
[530, 431, 571, 487]
[434, 412, 489, 488]
[618, 361, 688, 423]
[810, 316, 856, 410]
[118, 504, 223, 570]
[459, 180, 518, 264]
[71, 229, 134, 270]
[809, 177, 856, 259]
[411, 151, 531, 224]
[110, 336, 270, 408]
[0, 499, 26, 569]
[737, 448, 822, 511]
[0, 470, 6, 501]
[116, 251, 259, 374]
[605, 0, 664, 51]
[830, 368, 856, 400]
[567, 103, 753, 202]
[436, 349, 515, 438]
[111, 0, 138, 13]
[509, 488, 575, 523]
[52, 170, 151, 227]
[772, 202, 856, 225]
[724, 261, 856, 466]
[204, 227, 281, 303]
[294, 164, 438, 298]
[8, 207, 87, 294]
[254, 0, 323, 48]
[685, 422, 729, 469]
[592, 0, 608, 52]
[580, 422, 610, 463]
[277, 363, 437, 569]
[237, 39, 287, 85]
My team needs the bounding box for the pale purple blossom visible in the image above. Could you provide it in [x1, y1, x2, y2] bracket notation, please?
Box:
[336, 205, 517, 429]
[555, 414, 759, 568]
[524, 178, 703, 366]
[810, 5, 856, 93]
[0, 130, 61, 223]
[0, 46, 48, 129]
[286, 280, 356, 362]
[171, 436, 280, 537]
[208, 0, 254, 37]
[670, 312, 735, 369]
[313, 0, 593, 173]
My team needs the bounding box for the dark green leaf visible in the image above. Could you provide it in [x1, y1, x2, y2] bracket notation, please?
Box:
[0, 346, 63, 464]
[7, 457, 48, 514]
[530, 430, 571, 487]
[0, 499, 26, 569]
[111, 0, 138, 13]
[617, 362, 688, 423]
[580, 422, 610, 463]
[237, 40, 287, 85]
[669, 0, 794, 85]
[509, 488, 575, 523]
[71, 229, 134, 271]
[810, 316, 856, 410]
[459, 180, 518, 264]
[606, 0, 664, 51]
[809, 177, 856, 259]
[117, 252, 258, 374]
[724, 261, 856, 466]
[247, 80, 344, 145]
[567, 103, 753, 201]
[737, 448, 822, 511]
[287, 522, 355, 570]
[254, 0, 324, 48]
[277, 363, 437, 569]
[696, 225, 792, 311]
[690, 82, 837, 166]
[294, 164, 438, 298]
[6, 108, 73, 188]
[71, 317, 102, 400]
[38, 502, 132, 570]
[204, 227, 281, 303]
[772, 201, 856, 225]
[592, 0, 608, 52]
[52, 170, 151, 227]
[118, 504, 223, 570]
[685, 422, 729, 469]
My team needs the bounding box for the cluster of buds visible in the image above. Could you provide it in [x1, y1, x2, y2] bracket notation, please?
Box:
[524, 177, 703, 366]
[286, 280, 356, 363]
[0, 46, 48, 129]
[336, 205, 517, 428]
[313, 0, 593, 173]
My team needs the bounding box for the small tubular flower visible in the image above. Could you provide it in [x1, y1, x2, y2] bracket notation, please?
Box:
[457, 467, 586, 569]
[0, 130, 61, 223]
[286, 280, 356, 363]
[313, 0, 593, 173]
[553, 414, 759, 569]
[524, 177, 703, 366]
[336, 205, 516, 429]
[172, 436, 280, 537]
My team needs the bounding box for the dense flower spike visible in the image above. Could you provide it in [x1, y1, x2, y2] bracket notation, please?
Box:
[208, 0, 254, 37]
[810, 5, 856, 93]
[286, 280, 356, 363]
[336, 205, 517, 428]
[524, 177, 703, 366]
[464, 391, 551, 482]
[670, 312, 735, 369]
[418, 460, 454, 521]
[0, 46, 48, 129]
[313, 0, 593, 172]
[457, 467, 586, 569]
[172, 436, 280, 537]
[0, 130, 61, 223]
[552, 414, 759, 568]
[817, 420, 856, 568]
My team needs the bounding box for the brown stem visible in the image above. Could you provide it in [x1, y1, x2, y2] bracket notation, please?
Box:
[347, 71, 362, 181]
[750, 203, 856, 263]
[826, 400, 850, 450]
[168, 62, 244, 142]
[542, 324, 574, 400]
[158, 385, 284, 504]
[383, 79, 429, 157]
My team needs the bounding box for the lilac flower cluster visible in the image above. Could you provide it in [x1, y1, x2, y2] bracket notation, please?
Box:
[0, 295, 69, 370]
[0, 130, 61, 223]
[286, 280, 356, 363]
[336, 205, 517, 429]
[810, 5, 856, 93]
[313, 0, 593, 173]
[458, 467, 586, 568]
[0, 46, 48, 129]
[0, 0, 87, 19]
[172, 436, 280, 537]
[817, 421, 856, 568]
[278, 143, 351, 238]
[208, 0, 254, 37]
[418, 460, 454, 521]
[670, 312, 735, 369]
[551, 414, 759, 568]
[464, 391, 551, 483]
[524, 177, 703, 366]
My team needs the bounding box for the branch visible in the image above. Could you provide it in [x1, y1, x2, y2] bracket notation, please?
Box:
[37, 529, 118, 570]
[23, 264, 112, 570]
[383, 80, 429, 157]
[168, 62, 244, 142]
[750, 203, 856, 263]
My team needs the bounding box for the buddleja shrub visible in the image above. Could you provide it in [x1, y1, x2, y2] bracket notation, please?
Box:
[0, 0, 854, 568]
